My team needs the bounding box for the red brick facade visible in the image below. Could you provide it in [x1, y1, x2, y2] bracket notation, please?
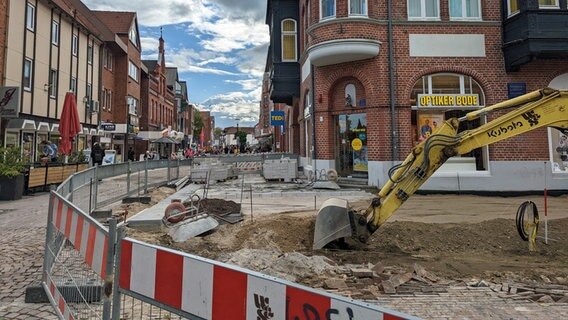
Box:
[299, 0, 568, 166]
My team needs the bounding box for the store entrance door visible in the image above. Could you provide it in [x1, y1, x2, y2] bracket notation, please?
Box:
[335, 113, 368, 177]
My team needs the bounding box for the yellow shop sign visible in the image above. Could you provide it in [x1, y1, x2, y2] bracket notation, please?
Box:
[417, 94, 479, 108]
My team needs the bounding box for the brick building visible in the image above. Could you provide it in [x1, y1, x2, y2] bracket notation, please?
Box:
[199, 111, 214, 149]
[264, 0, 568, 191]
[0, 0, 6, 87]
[92, 10, 143, 162]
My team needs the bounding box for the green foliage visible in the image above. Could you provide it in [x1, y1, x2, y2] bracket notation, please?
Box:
[0, 146, 27, 177]
[193, 111, 204, 137]
[235, 131, 247, 146]
[68, 150, 85, 163]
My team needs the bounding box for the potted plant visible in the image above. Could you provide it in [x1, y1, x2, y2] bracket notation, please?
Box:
[0, 145, 27, 200]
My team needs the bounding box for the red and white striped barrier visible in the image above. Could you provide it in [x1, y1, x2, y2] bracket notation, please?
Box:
[120, 239, 414, 320]
[51, 192, 109, 279]
[45, 274, 76, 320]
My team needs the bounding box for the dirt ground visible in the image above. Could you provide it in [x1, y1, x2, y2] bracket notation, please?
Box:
[125, 190, 568, 288]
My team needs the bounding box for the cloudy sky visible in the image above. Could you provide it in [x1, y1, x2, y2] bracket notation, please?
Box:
[83, 0, 269, 129]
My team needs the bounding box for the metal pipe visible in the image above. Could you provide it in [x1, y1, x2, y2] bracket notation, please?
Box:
[388, 0, 398, 161]
[311, 63, 317, 180]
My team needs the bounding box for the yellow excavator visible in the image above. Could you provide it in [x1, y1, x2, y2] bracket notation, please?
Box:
[313, 88, 568, 249]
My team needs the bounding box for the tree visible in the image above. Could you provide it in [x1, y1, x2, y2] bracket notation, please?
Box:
[235, 131, 247, 147]
[192, 111, 204, 139]
[213, 127, 223, 140]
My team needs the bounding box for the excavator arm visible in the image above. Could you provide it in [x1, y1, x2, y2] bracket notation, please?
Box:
[313, 88, 568, 249]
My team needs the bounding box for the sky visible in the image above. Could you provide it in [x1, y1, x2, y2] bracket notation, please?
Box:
[83, 0, 269, 129]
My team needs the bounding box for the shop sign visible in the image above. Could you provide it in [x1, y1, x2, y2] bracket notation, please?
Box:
[100, 123, 116, 131]
[270, 111, 285, 126]
[417, 94, 479, 108]
[0, 87, 20, 118]
[351, 138, 363, 151]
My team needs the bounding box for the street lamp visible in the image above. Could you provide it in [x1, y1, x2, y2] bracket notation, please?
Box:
[235, 118, 241, 153]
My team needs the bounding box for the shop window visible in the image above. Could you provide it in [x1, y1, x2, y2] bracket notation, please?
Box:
[5, 132, 18, 148]
[349, 0, 367, 16]
[551, 129, 568, 173]
[321, 0, 336, 20]
[539, 0, 558, 8]
[449, 0, 481, 20]
[345, 84, 356, 107]
[281, 19, 297, 62]
[507, 0, 519, 16]
[22, 132, 35, 163]
[411, 73, 486, 171]
[408, 0, 440, 20]
[304, 91, 312, 161]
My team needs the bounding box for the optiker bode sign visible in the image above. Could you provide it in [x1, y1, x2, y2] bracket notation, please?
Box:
[417, 94, 479, 108]
[270, 111, 285, 126]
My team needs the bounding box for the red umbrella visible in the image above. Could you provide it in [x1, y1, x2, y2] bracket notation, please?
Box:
[58, 92, 81, 155]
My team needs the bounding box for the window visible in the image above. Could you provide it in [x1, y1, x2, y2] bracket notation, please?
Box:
[349, 0, 367, 16]
[87, 45, 93, 64]
[51, 21, 59, 45]
[449, 0, 481, 20]
[321, 0, 335, 19]
[408, 0, 440, 20]
[107, 90, 112, 111]
[108, 53, 113, 71]
[101, 88, 106, 110]
[129, 24, 138, 47]
[70, 77, 76, 94]
[281, 19, 297, 62]
[304, 91, 312, 162]
[128, 60, 138, 81]
[539, 0, 558, 8]
[49, 69, 57, 98]
[26, 3, 35, 31]
[507, 0, 519, 16]
[345, 84, 356, 107]
[72, 34, 78, 56]
[24, 59, 33, 91]
[411, 73, 487, 171]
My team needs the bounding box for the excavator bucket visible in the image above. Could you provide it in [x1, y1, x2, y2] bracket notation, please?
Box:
[313, 198, 353, 249]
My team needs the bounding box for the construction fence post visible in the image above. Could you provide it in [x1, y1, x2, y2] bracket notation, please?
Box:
[102, 218, 117, 320]
[111, 224, 124, 320]
[144, 159, 148, 194]
[93, 165, 99, 211]
[42, 192, 55, 281]
[167, 159, 171, 183]
[126, 161, 131, 195]
[176, 159, 180, 179]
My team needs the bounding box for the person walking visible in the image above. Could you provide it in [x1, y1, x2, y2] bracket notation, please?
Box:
[92, 142, 104, 166]
[128, 147, 135, 162]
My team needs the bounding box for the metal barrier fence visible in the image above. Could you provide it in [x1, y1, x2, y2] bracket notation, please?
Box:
[43, 154, 417, 320]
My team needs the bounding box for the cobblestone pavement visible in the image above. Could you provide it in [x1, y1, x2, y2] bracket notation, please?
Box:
[0, 166, 188, 319]
[371, 286, 568, 319]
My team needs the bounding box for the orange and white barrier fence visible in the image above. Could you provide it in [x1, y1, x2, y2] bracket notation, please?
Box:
[118, 238, 416, 320]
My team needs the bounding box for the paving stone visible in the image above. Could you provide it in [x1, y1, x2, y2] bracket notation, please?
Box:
[324, 279, 347, 289]
[537, 295, 555, 303]
[351, 268, 374, 278]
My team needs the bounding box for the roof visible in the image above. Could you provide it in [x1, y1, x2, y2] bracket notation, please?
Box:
[166, 67, 179, 86]
[51, 0, 114, 40]
[92, 11, 135, 34]
[180, 81, 188, 98]
[142, 60, 158, 73]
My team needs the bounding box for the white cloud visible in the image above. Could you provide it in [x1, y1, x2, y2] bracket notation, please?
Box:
[83, 0, 269, 127]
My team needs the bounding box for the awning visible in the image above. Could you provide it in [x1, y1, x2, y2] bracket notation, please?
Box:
[37, 122, 50, 132]
[6, 119, 36, 131]
[151, 136, 180, 144]
[90, 129, 98, 136]
[51, 124, 59, 133]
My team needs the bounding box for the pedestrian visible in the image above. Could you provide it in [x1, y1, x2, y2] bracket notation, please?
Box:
[92, 142, 104, 166]
[128, 147, 135, 162]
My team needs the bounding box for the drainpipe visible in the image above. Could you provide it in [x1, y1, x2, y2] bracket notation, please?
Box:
[388, 0, 398, 161]
[311, 64, 317, 180]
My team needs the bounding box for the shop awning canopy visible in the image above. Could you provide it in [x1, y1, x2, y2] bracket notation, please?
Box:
[6, 119, 36, 130]
[151, 136, 180, 144]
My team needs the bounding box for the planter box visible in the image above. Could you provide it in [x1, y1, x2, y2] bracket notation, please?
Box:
[0, 174, 24, 201]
